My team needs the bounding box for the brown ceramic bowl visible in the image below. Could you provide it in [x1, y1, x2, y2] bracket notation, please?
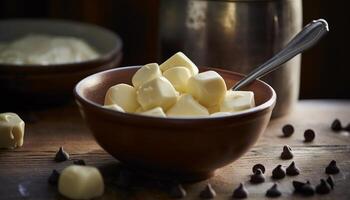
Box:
[74, 66, 276, 181]
[0, 19, 122, 109]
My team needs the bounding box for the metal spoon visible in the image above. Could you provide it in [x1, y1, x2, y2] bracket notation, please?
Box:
[231, 19, 329, 91]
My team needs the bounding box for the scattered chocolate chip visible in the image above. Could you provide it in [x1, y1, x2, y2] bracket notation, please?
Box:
[325, 160, 340, 174]
[292, 181, 305, 193]
[266, 183, 281, 198]
[169, 184, 187, 199]
[115, 169, 133, 188]
[272, 165, 286, 179]
[286, 161, 300, 176]
[252, 163, 265, 174]
[73, 159, 86, 165]
[298, 181, 315, 196]
[250, 168, 265, 184]
[326, 176, 335, 189]
[232, 183, 248, 199]
[199, 183, 216, 199]
[303, 129, 315, 142]
[331, 119, 342, 131]
[54, 147, 69, 162]
[48, 169, 60, 186]
[345, 123, 350, 132]
[282, 124, 294, 137]
[316, 179, 331, 194]
[280, 145, 293, 160]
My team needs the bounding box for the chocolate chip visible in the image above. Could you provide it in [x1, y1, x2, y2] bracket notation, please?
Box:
[325, 160, 340, 174]
[331, 119, 342, 131]
[299, 182, 315, 196]
[252, 163, 265, 174]
[282, 124, 294, 137]
[232, 183, 248, 199]
[316, 179, 331, 194]
[73, 159, 86, 165]
[303, 129, 315, 142]
[272, 165, 286, 179]
[54, 147, 69, 162]
[286, 161, 300, 176]
[266, 183, 281, 198]
[292, 181, 306, 193]
[280, 145, 293, 160]
[199, 183, 216, 199]
[169, 184, 187, 199]
[48, 169, 60, 186]
[115, 169, 133, 188]
[326, 175, 335, 189]
[250, 168, 265, 184]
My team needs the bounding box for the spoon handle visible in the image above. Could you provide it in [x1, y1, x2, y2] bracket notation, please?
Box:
[231, 19, 329, 91]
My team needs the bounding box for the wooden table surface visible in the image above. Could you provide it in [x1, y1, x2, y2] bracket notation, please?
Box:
[0, 100, 349, 200]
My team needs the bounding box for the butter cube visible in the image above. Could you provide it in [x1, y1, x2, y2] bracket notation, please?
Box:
[140, 107, 166, 117]
[210, 112, 232, 117]
[167, 94, 209, 117]
[207, 104, 220, 114]
[58, 165, 104, 200]
[103, 104, 125, 112]
[0, 113, 25, 149]
[104, 83, 139, 112]
[132, 63, 162, 88]
[220, 91, 255, 112]
[187, 71, 227, 107]
[160, 52, 199, 76]
[137, 76, 178, 111]
[163, 66, 192, 93]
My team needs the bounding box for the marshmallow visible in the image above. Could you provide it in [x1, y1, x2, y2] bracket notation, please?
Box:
[0, 113, 25, 149]
[104, 83, 139, 112]
[140, 107, 166, 117]
[58, 165, 104, 200]
[167, 94, 209, 117]
[132, 63, 162, 88]
[163, 66, 192, 93]
[220, 91, 255, 112]
[160, 52, 199, 76]
[137, 76, 178, 111]
[187, 71, 227, 107]
[103, 104, 125, 112]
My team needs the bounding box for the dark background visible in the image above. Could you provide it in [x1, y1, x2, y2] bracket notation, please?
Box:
[0, 0, 348, 99]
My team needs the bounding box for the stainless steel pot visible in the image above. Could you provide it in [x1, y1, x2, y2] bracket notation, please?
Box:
[159, 0, 302, 117]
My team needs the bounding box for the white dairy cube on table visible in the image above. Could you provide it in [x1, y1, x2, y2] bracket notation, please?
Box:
[163, 66, 192, 93]
[103, 104, 125, 112]
[104, 83, 139, 112]
[167, 94, 209, 117]
[137, 76, 178, 111]
[160, 52, 199, 76]
[187, 71, 227, 107]
[58, 165, 104, 200]
[220, 91, 255, 112]
[140, 107, 166, 117]
[0, 113, 25, 149]
[132, 63, 162, 88]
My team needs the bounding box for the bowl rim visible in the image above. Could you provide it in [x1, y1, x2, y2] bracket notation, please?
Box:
[0, 19, 122, 72]
[74, 66, 276, 123]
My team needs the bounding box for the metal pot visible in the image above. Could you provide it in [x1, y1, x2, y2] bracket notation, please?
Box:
[159, 0, 302, 117]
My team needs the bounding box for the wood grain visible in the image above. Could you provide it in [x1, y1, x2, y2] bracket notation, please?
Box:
[0, 100, 350, 200]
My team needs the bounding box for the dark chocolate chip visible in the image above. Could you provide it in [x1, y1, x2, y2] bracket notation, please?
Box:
[331, 119, 342, 131]
[282, 124, 294, 137]
[326, 176, 335, 189]
[286, 161, 300, 176]
[54, 147, 69, 162]
[280, 145, 293, 160]
[115, 169, 133, 188]
[304, 129, 315, 142]
[292, 181, 306, 193]
[325, 160, 340, 174]
[232, 183, 248, 199]
[48, 169, 60, 186]
[250, 168, 265, 184]
[252, 163, 265, 174]
[272, 165, 286, 179]
[73, 159, 86, 165]
[199, 183, 216, 199]
[169, 184, 187, 199]
[299, 182, 315, 196]
[266, 183, 281, 198]
[316, 179, 331, 194]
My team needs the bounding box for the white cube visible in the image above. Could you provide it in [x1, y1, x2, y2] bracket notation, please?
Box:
[0, 113, 25, 149]
[167, 94, 209, 117]
[140, 107, 166, 117]
[104, 83, 139, 112]
[160, 52, 199, 76]
[220, 91, 255, 112]
[132, 63, 162, 88]
[163, 66, 192, 93]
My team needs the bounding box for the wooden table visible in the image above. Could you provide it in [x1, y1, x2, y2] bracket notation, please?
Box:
[0, 100, 349, 200]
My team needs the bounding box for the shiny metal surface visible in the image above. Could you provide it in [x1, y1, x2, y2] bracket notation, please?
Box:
[232, 19, 329, 91]
[159, 0, 302, 117]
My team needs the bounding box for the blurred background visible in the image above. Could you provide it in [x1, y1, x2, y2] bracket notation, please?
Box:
[0, 0, 348, 99]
